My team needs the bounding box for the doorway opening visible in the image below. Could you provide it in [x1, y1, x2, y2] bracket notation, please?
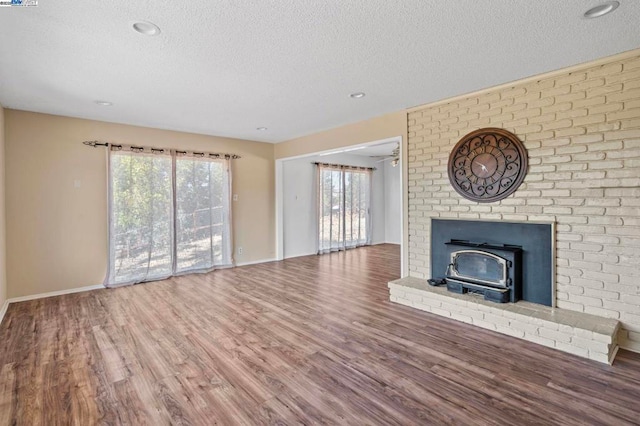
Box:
[275, 136, 405, 277]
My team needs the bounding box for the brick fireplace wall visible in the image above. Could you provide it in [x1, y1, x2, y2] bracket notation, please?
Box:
[407, 51, 640, 352]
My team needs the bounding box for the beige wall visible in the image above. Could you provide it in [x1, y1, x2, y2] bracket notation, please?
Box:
[407, 50, 640, 352]
[5, 110, 274, 298]
[275, 111, 407, 159]
[0, 104, 6, 309]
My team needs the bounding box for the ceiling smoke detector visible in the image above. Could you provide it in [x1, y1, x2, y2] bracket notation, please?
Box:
[256, 127, 268, 131]
[95, 100, 113, 106]
[584, 1, 620, 19]
[349, 92, 366, 99]
[133, 21, 161, 36]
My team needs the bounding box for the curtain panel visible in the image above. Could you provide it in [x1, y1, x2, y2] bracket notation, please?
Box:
[317, 164, 372, 254]
[105, 145, 233, 287]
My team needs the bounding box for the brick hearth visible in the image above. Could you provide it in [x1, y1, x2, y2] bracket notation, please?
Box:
[389, 277, 620, 364]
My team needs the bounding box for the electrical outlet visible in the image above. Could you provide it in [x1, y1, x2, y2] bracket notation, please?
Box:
[238, 247, 243, 255]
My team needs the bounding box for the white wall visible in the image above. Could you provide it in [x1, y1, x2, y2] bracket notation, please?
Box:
[283, 153, 386, 258]
[384, 160, 401, 244]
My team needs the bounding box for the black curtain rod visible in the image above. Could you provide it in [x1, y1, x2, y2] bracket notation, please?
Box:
[312, 162, 375, 171]
[83, 141, 109, 147]
[82, 141, 241, 159]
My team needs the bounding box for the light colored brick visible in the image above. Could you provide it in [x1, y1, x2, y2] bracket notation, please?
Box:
[406, 52, 640, 355]
[483, 313, 511, 327]
[588, 351, 611, 364]
[495, 325, 526, 338]
[539, 328, 572, 343]
[471, 319, 497, 331]
[509, 320, 540, 334]
[523, 333, 555, 348]
[583, 306, 620, 319]
[555, 341, 590, 358]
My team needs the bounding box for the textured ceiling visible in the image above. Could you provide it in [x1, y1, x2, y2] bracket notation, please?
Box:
[1, 1, 639, 143]
[347, 142, 398, 158]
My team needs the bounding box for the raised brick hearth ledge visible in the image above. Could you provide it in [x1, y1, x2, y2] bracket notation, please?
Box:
[389, 277, 620, 364]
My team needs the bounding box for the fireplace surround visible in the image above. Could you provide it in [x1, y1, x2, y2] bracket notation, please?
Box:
[400, 51, 640, 360]
[431, 219, 554, 306]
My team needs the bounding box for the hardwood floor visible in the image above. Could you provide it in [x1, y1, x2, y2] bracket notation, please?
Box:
[1, 244, 640, 425]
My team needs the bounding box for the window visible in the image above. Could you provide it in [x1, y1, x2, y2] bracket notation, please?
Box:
[317, 164, 371, 253]
[106, 147, 232, 287]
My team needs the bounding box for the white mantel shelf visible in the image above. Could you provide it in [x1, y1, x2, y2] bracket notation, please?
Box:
[389, 277, 620, 364]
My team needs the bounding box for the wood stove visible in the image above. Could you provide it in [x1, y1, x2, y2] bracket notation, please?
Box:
[444, 240, 522, 303]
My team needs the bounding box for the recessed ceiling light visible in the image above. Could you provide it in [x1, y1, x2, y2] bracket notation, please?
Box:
[584, 1, 619, 19]
[256, 127, 268, 131]
[95, 100, 113, 106]
[132, 21, 161, 36]
[349, 92, 366, 99]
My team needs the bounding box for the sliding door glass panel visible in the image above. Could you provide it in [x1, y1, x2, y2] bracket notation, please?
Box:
[344, 170, 369, 247]
[175, 157, 232, 273]
[109, 152, 173, 285]
[356, 170, 370, 245]
[318, 169, 345, 252]
[318, 166, 371, 254]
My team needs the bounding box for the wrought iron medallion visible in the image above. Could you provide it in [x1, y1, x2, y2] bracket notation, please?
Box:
[447, 128, 528, 202]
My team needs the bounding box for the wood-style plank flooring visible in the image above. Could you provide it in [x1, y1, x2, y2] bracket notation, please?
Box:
[1, 244, 640, 425]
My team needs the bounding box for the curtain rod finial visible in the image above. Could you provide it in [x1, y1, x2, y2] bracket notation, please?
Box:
[83, 140, 109, 148]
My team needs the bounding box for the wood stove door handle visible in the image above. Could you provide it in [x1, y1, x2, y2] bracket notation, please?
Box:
[446, 263, 454, 276]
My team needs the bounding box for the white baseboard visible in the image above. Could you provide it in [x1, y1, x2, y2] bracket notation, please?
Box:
[7, 284, 104, 304]
[0, 300, 8, 327]
[236, 258, 279, 267]
[283, 252, 317, 260]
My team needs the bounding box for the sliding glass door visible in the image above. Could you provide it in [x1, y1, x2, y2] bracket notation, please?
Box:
[175, 156, 232, 273]
[107, 148, 232, 287]
[317, 165, 371, 254]
[109, 151, 173, 284]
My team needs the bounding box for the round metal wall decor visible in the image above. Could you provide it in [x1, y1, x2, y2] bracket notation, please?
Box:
[448, 128, 528, 203]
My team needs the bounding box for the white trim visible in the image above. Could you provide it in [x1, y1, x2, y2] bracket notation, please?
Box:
[277, 136, 401, 162]
[0, 300, 8, 326]
[283, 252, 317, 260]
[7, 284, 104, 304]
[236, 258, 279, 267]
[399, 136, 406, 277]
[275, 159, 284, 260]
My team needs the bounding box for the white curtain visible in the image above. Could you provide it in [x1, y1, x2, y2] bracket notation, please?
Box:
[317, 164, 372, 254]
[105, 147, 232, 287]
[175, 154, 232, 274]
